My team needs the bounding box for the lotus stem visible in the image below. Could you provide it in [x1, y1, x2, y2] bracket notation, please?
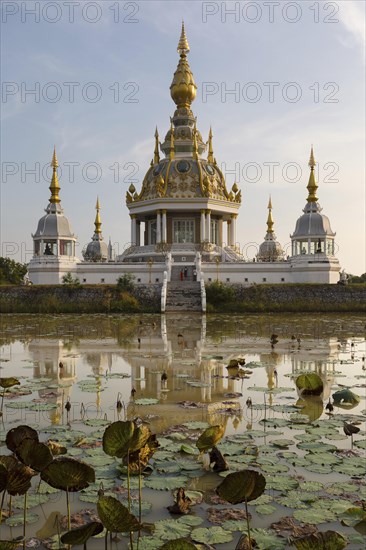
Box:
[138, 455, 142, 525]
[66, 488, 71, 530]
[0, 388, 5, 418]
[105, 529, 108, 550]
[127, 451, 131, 512]
[244, 497, 252, 550]
[0, 489, 6, 526]
[8, 495, 12, 517]
[23, 491, 27, 550]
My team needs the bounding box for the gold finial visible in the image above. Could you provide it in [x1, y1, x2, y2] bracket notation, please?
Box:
[177, 21, 190, 55]
[307, 146, 318, 202]
[94, 196, 102, 234]
[207, 126, 214, 163]
[49, 146, 61, 203]
[169, 123, 175, 160]
[154, 127, 160, 165]
[170, 24, 197, 108]
[193, 123, 199, 159]
[267, 195, 274, 234]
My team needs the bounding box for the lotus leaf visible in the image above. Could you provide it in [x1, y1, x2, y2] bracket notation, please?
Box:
[60, 521, 104, 545]
[0, 539, 25, 550]
[145, 475, 188, 491]
[5, 513, 39, 526]
[47, 441, 67, 456]
[295, 373, 323, 395]
[299, 481, 324, 491]
[102, 420, 135, 458]
[293, 530, 347, 549]
[151, 518, 191, 541]
[177, 515, 204, 527]
[12, 492, 50, 509]
[339, 507, 366, 526]
[293, 508, 336, 524]
[41, 457, 95, 492]
[196, 425, 224, 452]
[191, 526, 233, 544]
[6, 424, 38, 452]
[0, 463, 8, 491]
[256, 504, 276, 515]
[128, 424, 151, 453]
[97, 495, 141, 532]
[265, 475, 299, 491]
[216, 469, 266, 504]
[180, 444, 197, 455]
[16, 438, 53, 471]
[159, 539, 197, 550]
[354, 439, 366, 449]
[0, 455, 34, 495]
[332, 388, 360, 408]
[248, 528, 287, 549]
[0, 377, 20, 389]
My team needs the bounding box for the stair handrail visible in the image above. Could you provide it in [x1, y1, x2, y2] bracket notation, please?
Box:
[161, 271, 168, 313]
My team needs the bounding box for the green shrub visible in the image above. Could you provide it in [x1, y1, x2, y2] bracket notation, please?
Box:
[116, 274, 135, 293]
[206, 281, 235, 306]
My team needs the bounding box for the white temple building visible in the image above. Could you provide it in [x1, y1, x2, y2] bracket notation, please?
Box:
[28, 24, 340, 307]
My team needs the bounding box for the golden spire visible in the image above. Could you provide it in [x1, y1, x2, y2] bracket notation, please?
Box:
[49, 146, 61, 203]
[94, 196, 102, 234]
[193, 123, 199, 159]
[154, 127, 160, 165]
[177, 21, 190, 55]
[207, 126, 214, 163]
[169, 123, 175, 160]
[307, 146, 318, 202]
[266, 195, 274, 234]
[170, 23, 197, 108]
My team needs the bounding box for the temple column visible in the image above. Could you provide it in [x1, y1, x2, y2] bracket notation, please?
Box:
[156, 210, 161, 243]
[205, 210, 211, 243]
[218, 218, 223, 246]
[161, 210, 167, 242]
[130, 215, 137, 246]
[200, 210, 206, 242]
[136, 222, 141, 246]
[230, 214, 237, 249]
[227, 220, 231, 247]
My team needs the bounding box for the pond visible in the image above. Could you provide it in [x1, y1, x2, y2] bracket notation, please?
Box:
[0, 313, 365, 549]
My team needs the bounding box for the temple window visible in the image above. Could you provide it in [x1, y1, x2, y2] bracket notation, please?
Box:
[173, 219, 195, 243]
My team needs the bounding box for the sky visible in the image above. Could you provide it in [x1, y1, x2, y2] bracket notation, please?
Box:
[1, 0, 365, 274]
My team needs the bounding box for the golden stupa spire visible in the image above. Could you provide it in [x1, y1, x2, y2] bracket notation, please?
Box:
[170, 22, 197, 109]
[154, 127, 160, 165]
[266, 195, 274, 234]
[49, 146, 61, 204]
[169, 123, 175, 160]
[306, 145, 318, 202]
[207, 126, 214, 163]
[94, 196, 102, 234]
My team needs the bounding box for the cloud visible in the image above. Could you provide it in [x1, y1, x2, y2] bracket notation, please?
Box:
[338, 1, 365, 58]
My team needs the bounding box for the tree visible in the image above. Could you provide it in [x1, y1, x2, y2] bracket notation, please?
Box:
[62, 272, 80, 287]
[0, 257, 28, 285]
[116, 274, 135, 293]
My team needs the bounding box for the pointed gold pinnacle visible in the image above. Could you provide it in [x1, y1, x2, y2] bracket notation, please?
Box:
[49, 147, 60, 204]
[177, 21, 190, 55]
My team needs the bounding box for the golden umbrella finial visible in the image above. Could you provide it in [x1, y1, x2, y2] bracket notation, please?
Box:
[307, 146, 318, 202]
[177, 20, 190, 55]
[49, 146, 61, 204]
[267, 195, 274, 234]
[154, 127, 160, 165]
[170, 23, 197, 108]
[94, 196, 102, 234]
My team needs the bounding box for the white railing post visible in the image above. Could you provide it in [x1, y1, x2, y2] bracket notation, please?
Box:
[161, 271, 168, 313]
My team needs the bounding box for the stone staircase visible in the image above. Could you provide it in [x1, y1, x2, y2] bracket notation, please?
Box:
[165, 281, 202, 311]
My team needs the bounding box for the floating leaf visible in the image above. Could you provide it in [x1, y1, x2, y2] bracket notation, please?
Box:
[60, 521, 104, 545]
[97, 495, 141, 532]
[154, 519, 191, 541]
[145, 475, 188, 491]
[249, 528, 287, 549]
[159, 539, 197, 550]
[41, 457, 95, 492]
[191, 526, 233, 544]
[293, 530, 347, 549]
[196, 425, 224, 452]
[216, 469, 266, 504]
[5, 513, 39, 526]
[339, 507, 366, 526]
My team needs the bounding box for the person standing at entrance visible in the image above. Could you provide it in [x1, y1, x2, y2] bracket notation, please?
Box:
[193, 269, 197, 281]
[184, 267, 188, 279]
[180, 270, 183, 281]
